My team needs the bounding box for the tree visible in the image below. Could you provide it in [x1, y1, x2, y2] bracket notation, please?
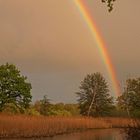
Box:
[117, 78, 140, 117]
[34, 95, 50, 116]
[76, 73, 114, 117]
[0, 63, 32, 112]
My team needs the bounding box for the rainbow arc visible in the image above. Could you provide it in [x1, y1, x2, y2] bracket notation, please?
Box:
[74, 0, 121, 96]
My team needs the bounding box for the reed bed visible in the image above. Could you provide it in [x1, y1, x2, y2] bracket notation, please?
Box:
[0, 114, 133, 138]
[103, 117, 134, 128]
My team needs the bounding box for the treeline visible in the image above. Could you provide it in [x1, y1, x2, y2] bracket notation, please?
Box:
[0, 63, 140, 118]
[30, 101, 80, 116]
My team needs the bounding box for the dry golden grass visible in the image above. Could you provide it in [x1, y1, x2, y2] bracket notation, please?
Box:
[103, 117, 134, 128]
[0, 114, 134, 138]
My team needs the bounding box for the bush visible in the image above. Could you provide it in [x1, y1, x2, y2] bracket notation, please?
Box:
[25, 108, 40, 116]
[2, 103, 20, 114]
[132, 109, 140, 118]
[48, 109, 72, 116]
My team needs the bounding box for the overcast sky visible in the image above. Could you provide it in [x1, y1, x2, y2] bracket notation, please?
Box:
[0, 0, 140, 103]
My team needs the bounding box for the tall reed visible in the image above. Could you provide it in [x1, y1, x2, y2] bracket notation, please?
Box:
[0, 114, 133, 138]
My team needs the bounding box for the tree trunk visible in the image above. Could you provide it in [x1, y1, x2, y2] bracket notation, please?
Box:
[87, 86, 97, 116]
[126, 107, 130, 117]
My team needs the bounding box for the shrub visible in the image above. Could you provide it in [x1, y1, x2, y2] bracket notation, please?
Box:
[2, 103, 20, 114]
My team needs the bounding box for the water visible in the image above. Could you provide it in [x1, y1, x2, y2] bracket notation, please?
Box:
[4, 129, 126, 140]
[44, 129, 125, 140]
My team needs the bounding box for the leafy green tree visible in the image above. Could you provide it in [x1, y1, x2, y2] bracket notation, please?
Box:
[76, 73, 114, 117]
[117, 78, 140, 117]
[0, 63, 32, 112]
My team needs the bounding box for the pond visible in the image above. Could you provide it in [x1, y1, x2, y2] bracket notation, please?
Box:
[4, 129, 126, 140]
[44, 129, 125, 140]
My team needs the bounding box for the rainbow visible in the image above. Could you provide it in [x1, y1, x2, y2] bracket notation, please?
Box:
[74, 0, 121, 96]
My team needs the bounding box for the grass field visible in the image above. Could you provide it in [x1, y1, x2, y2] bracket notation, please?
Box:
[0, 114, 134, 138]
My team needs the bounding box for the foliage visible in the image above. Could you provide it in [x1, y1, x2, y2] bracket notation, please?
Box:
[132, 109, 140, 118]
[101, 0, 116, 12]
[34, 95, 50, 116]
[117, 78, 140, 138]
[125, 120, 140, 140]
[2, 103, 20, 114]
[76, 73, 114, 117]
[40, 95, 50, 115]
[34, 101, 80, 117]
[25, 107, 40, 116]
[64, 104, 80, 116]
[117, 78, 140, 117]
[47, 103, 80, 116]
[47, 107, 72, 117]
[0, 63, 32, 112]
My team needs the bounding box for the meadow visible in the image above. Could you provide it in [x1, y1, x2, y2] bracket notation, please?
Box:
[0, 114, 135, 138]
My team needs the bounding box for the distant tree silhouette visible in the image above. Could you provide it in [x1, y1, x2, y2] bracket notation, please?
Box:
[39, 95, 50, 116]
